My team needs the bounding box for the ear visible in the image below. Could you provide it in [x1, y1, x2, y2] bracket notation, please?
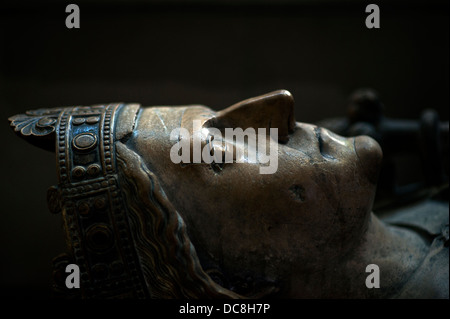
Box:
[204, 90, 296, 143]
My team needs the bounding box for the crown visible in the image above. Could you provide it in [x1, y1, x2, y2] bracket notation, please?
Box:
[9, 103, 147, 298]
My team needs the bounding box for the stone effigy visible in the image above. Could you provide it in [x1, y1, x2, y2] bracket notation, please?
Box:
[8, 90, 448, 298]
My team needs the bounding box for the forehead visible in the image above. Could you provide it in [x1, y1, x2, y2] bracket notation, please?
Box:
[133, 105, 214, 135]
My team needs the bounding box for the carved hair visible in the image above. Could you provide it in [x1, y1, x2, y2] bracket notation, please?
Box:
[116, 141, 241, 298]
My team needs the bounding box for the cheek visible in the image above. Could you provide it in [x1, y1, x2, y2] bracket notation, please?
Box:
[260, 158, 375, 260]
[174, 153, 375, 271]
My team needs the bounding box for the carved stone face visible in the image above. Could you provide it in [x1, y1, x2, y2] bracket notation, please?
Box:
[128, 90, 383, 296]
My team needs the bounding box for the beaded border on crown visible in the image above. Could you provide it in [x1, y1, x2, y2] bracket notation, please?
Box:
[10, 104, 148, 298]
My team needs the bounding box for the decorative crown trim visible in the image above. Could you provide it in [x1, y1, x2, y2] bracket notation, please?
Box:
[10, 103, 147, 298]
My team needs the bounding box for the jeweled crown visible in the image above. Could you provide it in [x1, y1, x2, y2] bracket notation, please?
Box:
[9, 103, 146, 298]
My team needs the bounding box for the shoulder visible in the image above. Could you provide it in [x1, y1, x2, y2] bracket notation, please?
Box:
[381, 199, 448, 237]
[381, 199, 449, 299]
[394, 231, 448, 299]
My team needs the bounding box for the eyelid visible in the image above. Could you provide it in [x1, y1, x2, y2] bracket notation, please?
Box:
[178, 133, 236, 168]
[210, 137, 236, 162]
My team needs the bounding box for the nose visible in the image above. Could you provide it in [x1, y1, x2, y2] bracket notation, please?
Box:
[204, 90, 296, 143]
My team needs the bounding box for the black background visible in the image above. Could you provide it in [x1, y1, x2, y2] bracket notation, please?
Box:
[0, 0, 448, 299]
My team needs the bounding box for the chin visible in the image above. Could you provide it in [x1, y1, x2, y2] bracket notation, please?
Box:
[354, 135, 383, 185]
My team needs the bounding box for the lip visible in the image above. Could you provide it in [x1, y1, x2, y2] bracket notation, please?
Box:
[314, 126, 336, 160]
[314, 126, 324, 152]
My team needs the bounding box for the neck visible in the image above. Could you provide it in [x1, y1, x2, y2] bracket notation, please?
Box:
[288, 213, 429, 298]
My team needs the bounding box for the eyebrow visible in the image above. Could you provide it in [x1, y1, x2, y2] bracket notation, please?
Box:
[180, 106, 216, 133]
[154, 108, 169, 134]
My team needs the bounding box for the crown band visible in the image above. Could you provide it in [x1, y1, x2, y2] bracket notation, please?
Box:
[10, 103, 147, 298]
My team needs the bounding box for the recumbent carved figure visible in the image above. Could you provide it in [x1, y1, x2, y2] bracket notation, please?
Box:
[8, 90, 449, 298]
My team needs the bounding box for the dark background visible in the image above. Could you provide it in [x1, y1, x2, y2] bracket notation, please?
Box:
[0, 0, 448, 298]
